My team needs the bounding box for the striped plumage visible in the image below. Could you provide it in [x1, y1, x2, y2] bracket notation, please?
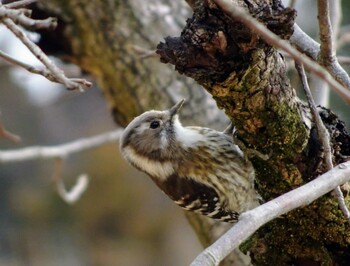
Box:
[120, 100, 259, 222]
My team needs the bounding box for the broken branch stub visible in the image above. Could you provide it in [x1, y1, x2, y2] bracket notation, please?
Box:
[156, 0, 296, 87]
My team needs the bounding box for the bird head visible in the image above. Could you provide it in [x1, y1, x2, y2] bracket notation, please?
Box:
[120, 99, 185, 159]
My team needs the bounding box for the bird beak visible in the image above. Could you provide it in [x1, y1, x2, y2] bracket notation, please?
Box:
[168, 99, 185, 117]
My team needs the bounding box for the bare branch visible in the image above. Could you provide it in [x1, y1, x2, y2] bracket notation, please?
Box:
[317, 0, 335, 64]
[314, 0, 341, 106]
[52, 158, 89, 204]
[291, 25, 350, 90]
[295, 63, 350, 222]
[57, 173, 89, 204]
[315, 0, 343, 106]
[212, 0, 350, 103]
[295, 64, 333, 170]
[1, 18, 92, 91]
[0, 49, 92, 87]
[0, 129, 123, 163]
[298, 0, 349, 219]
[0, 1, 91, 89]
[191, 161, 350, 266]
[0, 122, 21, 143]
[4, 0, 37, 9]
[131, 45, 159, 59]
[291, 24, 320, 59]
[0, 5, 57, 30]
[0, 49, 56, 79]
[0, 129, 122, 203]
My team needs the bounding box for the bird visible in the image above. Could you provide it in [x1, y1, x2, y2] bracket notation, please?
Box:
[120, 99, 259, 222]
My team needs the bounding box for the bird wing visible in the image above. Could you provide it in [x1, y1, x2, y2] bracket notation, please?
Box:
[152, 173, 239, 223]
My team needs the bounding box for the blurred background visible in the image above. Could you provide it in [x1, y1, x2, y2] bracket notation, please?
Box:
[1, 1, 350, 266]
[0, 28, 202, 266]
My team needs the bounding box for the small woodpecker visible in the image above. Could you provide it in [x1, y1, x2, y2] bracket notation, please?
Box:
[120, 99, 259, 222]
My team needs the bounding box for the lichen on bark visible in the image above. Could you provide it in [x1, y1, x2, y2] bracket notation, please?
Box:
[32, 0, 350, 264]
[157, 0, 307, 156]
[156, 0, 350, 264]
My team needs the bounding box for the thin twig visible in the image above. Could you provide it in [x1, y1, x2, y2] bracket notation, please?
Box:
[131, 45, 159, 59]
[1, 18, 91, 91]
[0, 49, 91, 87]
[291, 24, 350, 90]
[0, 129, 122, 203]
[52, 158, 89, 204]
[212, 0, 350, 102]
[0, 5, 57, 30]
[0, 122, 21, 143]
[0, 129, 123, 163]
[295, 63, 350, 223]
[0, 49, 56, 80]
[314, 0, 341, 106]
[190, 161, 350, 266]
[317, 0, 335, 64]
[4, 0, 37, 9]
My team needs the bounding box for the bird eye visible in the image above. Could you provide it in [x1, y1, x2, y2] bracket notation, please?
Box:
[150, 121, 160, 129]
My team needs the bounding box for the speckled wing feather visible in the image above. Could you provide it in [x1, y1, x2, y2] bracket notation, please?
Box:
[152, 173, 239, 223]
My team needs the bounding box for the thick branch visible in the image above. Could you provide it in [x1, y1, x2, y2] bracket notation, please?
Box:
[156, 1, 350, 264]
[191, 162, 350, 266]
[213, 0, 350, 102]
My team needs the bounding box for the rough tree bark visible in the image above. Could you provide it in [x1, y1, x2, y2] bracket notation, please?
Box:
[156, 1, 350, 264]
[31, 0, 350, 265]
[32, 0, 249, 265]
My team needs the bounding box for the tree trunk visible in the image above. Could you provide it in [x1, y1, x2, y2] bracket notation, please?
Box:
[34, 0, 350, 265]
